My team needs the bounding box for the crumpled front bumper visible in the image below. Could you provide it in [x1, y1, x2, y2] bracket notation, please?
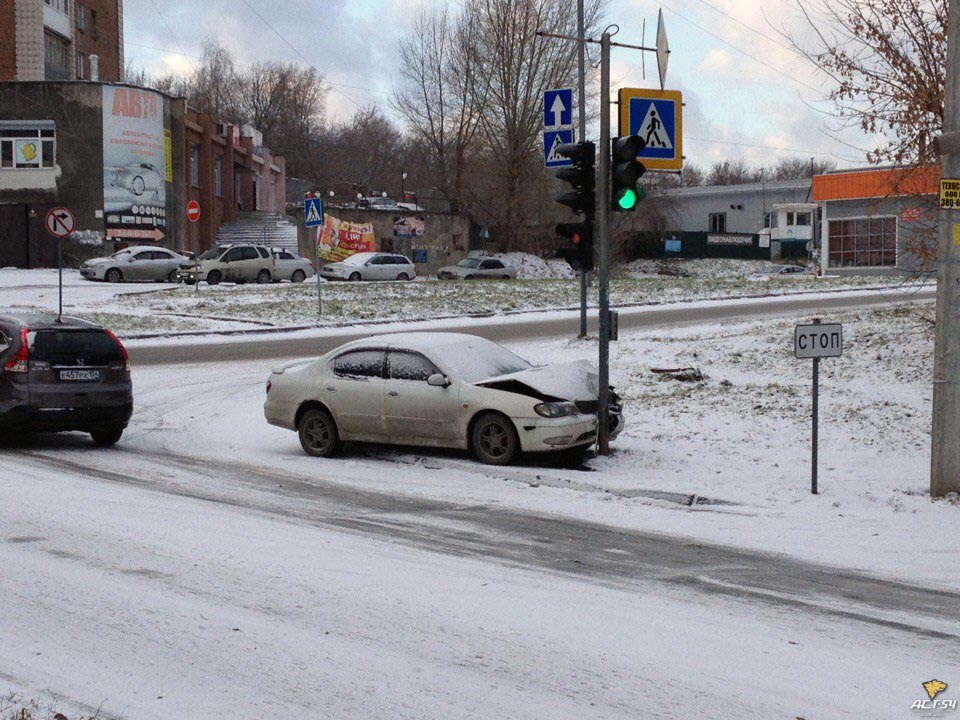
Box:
[513, 413, 599, 452]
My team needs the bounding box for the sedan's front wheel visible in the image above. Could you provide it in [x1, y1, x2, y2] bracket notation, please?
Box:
[298, 408, 342, 458]
[471, 412, 519, 465]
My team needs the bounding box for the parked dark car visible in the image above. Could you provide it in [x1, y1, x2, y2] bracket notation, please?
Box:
[0, 313, 133, 445]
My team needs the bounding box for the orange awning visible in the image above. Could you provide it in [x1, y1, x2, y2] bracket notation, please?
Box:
[812, 166, 939, 202]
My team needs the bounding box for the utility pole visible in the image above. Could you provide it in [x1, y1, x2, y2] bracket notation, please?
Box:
[577, 0, 589, 339]
[932, 0, 960, 497]
[597, 31, 612, 455]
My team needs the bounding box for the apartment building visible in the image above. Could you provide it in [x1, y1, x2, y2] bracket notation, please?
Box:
[0, 0, 123, 82]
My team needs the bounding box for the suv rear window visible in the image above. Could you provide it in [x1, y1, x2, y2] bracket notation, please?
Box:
[30, 330, 123, 366]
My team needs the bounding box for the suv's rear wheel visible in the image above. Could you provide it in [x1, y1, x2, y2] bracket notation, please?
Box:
[256, 269, 271, 284]
[90, 426, 124, 446]
[291, 269, 306, 283]
[471, 412, 519, 465]
[396, 272, 410, 281]
[298, 408, 342, 457]
[105, 268, 123, 283]
[206, 270, 222, 285]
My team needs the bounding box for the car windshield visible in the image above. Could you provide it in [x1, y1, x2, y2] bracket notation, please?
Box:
[457, 258, 482, 269]
[110, 250, 132, 260]
[199, 247, 225, 260]
[343, 254, 372, 266]
[432, 338, 532, 383]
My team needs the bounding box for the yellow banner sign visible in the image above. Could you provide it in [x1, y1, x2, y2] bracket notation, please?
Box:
[317, 214, 377, 262]
[939, 179, 960, 208]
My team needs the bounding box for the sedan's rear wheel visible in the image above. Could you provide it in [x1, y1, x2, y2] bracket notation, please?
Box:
[471, 412, 519, 465]
[105, 268, 123, 283]
[298, 408, 342, 458]
[291, 269, 306, 283]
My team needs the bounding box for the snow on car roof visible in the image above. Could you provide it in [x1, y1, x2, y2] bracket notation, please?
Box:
[361, 331, 486, 350]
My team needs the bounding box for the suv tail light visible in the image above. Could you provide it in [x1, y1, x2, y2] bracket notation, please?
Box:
[266, 380, 272, 394]
[105, 329, 130, 372]
[4, 328, 29, 373]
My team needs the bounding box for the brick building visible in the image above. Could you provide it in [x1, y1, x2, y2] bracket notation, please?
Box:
[183, 110, 287, 255]
[0, 0, 123, 82]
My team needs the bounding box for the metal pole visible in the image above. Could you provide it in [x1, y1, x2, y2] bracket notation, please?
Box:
[57, 236, 63, 322]
[316, 199, 323, 320]
[932, 0, 960, 497]
[812, 356, 819, 495]
[577, 0, 588, 339]
[597, 31, 612, 455]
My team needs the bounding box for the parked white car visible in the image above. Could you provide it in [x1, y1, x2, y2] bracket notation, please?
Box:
[271, 249, 314, 283]
[178, 244, 276, 285]
[320, 252, 416, 282]
[80, 246, 189, 283]
[264, 332, 623, 465]
[437, 257, 517, 280]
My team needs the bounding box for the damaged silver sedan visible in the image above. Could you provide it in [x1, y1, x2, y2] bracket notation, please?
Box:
[263, 332, 623, 465]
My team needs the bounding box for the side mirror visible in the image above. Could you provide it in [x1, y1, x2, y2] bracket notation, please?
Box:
[128, 256, 136, 263]
[427, 373, 451, 388]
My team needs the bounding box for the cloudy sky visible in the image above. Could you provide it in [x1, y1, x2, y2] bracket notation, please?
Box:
[123, 0, 879, 171]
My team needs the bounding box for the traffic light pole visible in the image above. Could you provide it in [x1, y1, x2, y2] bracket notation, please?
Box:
[577, 0, 588, 339]
[597, 31, 612, 455]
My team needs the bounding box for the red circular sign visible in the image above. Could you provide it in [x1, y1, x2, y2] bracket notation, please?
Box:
[45, 206, 75, 238]
[186, 201, 201, 223]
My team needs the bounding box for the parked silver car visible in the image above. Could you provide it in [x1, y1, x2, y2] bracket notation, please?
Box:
[112, 162, 164, 197]
[178, 244, 276, 285]
[437, 257, 517, 280]
[320, 252, 416, 282]
[80, 246, 189, 283]
[271, 249, 315, 283]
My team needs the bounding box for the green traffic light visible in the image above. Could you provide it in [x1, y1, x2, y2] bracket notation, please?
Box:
[617, 188, 638, 210]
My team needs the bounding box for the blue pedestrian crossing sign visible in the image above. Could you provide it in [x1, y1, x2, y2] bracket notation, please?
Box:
[618, 88, 683, 171]
[544, 128, 575, 168]
[304, 195, 324, 227]
[544, 88, 573, 128]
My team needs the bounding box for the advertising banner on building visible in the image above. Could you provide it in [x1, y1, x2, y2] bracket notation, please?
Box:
[102, 86, 167, 242]
[317, 214, 377, 262]
[393, 215, 425, 238]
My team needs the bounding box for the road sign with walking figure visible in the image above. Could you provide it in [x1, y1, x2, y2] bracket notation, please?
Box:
[617, 88, 683, 171]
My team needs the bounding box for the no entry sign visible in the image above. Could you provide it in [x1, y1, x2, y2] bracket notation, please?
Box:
[45, 206, 75, 238]
[186, 200, 201, 223]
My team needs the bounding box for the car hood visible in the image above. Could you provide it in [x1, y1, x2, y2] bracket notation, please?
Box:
[84, 257, 112, 266]
[476, 359, 598, 402]
[439, 266, 470, 274]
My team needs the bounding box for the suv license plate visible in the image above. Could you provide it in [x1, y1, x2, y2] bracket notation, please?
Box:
[59, 369, 100, 382]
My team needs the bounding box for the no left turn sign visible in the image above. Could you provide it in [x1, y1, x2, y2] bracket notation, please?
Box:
[45, 206, 75, 238]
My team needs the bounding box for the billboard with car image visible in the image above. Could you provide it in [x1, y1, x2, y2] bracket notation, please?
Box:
[102, 86, 167, 243]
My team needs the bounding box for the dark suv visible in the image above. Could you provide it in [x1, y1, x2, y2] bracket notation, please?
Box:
[0, 313, 133, 445]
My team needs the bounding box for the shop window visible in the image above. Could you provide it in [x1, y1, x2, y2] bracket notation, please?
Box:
[0, 123, 56, 169]
[796, 212, 811, 226]
[709, 212, 726, 233]
[828, 216, 897, 268]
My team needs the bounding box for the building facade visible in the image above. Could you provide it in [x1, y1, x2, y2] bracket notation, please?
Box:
[813, 166, 938, 275]
[664, 179, 813, 235]
[0, 0, 123, 82]
[0, 80, 286, 268]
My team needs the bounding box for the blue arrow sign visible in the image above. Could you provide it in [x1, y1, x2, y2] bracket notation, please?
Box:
[544, 88, 573, 128]
[544, 128, 575, 168]
[304, 196, 324, 227]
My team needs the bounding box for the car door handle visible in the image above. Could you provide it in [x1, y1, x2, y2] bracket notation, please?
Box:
[326, 386, 336, 392]
[388, 391, 399, 397]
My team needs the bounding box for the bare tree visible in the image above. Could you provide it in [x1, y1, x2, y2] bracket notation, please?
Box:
[391, 5, 486, 209]
[705, 159, 763, 185]
[467, 0, 607, 250]
[768, 157, 837, 180]
[783, 0, 946, 167]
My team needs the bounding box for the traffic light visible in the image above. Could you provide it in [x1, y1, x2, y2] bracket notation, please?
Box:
[554, 141, 595, 271]
[610, 136, 647, 211]
[555, 221, 593, 271]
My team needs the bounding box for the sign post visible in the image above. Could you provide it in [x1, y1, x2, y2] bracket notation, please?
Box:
[186, 201, 201, 293]
[304, 194, 325, 320]
[794, 319, 843, 494]
[45, 206, 75, 322]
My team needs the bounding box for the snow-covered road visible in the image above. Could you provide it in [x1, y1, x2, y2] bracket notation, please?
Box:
[2, 309, 958, 718]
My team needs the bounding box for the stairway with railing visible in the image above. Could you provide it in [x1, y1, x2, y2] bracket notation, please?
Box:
[215, 212, 299, 253]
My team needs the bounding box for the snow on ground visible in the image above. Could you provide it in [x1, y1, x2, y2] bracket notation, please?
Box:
[87, 297, 960, 590]
[490, 252, 575, 279]
[3, 453, 947, 719]
[5, 266, 903, 338]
